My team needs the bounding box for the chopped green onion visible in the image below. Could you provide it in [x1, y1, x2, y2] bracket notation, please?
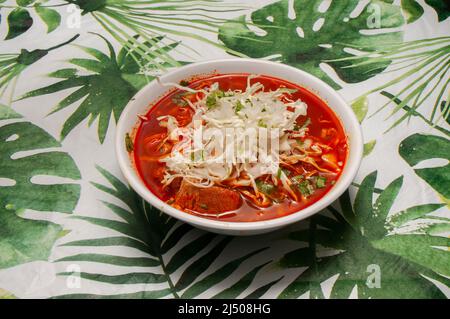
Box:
[200, 203, 208, 210]
[258, 119, 267, 128]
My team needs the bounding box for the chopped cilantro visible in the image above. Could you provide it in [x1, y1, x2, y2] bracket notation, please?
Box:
[258, 119, 267, 128]
[206, 90, 225, 109]
[235, 100, 244, 113]
[256, 180, 275, 195]
[316, 176, 327, 188]
[297, 180, 314, 197]
[179, 80, 189, 86]
[206, 95, 217, 109]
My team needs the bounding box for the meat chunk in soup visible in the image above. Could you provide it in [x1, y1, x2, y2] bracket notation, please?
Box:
[175, 180, 241, 213]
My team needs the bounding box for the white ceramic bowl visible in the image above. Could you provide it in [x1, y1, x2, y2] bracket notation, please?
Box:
[116, 59, 363, 235]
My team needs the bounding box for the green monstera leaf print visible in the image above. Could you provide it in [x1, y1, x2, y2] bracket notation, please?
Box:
[400, 0, 424, 24]
[55, 167, 275, 299]
[397, 0, 450, 23]
[399, 134, 450, 201]
[21, 34, 182, 143]
[0, 105, 81, 269]
[1, 0, 62, 40]
[425, 0, 450, 22]
[218, 0, 405, 89]
[278, 172, 449, 299]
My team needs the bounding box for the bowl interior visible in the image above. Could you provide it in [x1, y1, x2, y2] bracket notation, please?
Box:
[116, 59, 363, 235]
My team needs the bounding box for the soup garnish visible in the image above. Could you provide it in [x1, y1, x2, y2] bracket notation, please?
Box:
[133, 74, 348, 222]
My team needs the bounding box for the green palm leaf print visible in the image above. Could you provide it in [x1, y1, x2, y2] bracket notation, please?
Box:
[336, 37, 450, 130]
[20, 34, 182, 143]
[65, 0, 249, 68]
[0, 35, 79, 99]
[278, 172, 449, 299]
[55, 167, 273, 298]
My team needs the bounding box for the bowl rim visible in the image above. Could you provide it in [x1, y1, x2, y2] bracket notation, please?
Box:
[116, 58, 363, 233]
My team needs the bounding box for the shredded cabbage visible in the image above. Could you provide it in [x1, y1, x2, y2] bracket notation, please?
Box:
[158, 75, 308, 194]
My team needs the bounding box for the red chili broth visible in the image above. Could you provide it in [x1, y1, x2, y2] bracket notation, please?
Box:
[134, 74, 348, 222]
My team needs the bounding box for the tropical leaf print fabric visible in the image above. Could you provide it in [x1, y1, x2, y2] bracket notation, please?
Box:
[0, 0, 449, 299]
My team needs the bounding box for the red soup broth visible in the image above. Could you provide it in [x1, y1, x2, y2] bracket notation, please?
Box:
[133, 74, 348, 222]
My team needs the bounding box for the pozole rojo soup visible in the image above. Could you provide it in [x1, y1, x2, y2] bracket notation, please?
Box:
[132, 74, 348, 222]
